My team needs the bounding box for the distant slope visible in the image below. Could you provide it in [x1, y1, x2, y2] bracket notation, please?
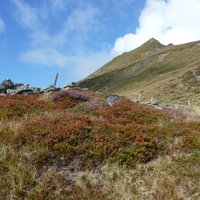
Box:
[77, 39, 200, 105]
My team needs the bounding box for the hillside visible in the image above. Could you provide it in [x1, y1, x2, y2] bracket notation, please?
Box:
[0, 90, 199, 199]
[77, 39, 200, 105]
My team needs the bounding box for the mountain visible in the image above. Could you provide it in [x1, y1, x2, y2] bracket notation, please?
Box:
[77, 38, 200, 105]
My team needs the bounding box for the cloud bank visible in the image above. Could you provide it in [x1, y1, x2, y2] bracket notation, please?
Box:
[113, 0, 200, 55]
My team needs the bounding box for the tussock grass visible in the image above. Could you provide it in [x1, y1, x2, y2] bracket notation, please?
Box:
[77, 153, 200, 200]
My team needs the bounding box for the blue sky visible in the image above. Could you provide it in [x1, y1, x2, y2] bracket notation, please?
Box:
[0, 0, 200, 87]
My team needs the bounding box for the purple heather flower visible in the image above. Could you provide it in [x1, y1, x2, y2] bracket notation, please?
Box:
[53, 90, 90, 101]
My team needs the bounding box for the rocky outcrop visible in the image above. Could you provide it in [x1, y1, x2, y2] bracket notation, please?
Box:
[0, 79, 60, 95]
[0, 79, 15, 93]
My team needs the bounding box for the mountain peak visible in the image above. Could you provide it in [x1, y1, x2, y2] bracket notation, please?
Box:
[142, 38, 164, 47]
[136, 38, 165, 53]
[149, 38, 160, 43]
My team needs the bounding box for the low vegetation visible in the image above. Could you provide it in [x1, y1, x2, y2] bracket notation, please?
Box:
[0, 89, 199, 199]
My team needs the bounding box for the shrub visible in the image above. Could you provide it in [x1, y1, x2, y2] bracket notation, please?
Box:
[53, 90, 90, 102]
[13, 108, 165, 167]
[0, 94, 86, 121]
[94, 101, 167, 125]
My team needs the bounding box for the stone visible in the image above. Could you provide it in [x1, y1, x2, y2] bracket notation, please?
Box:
[42, 85, 60, 94]
[144, 101, 151, 105]
[6, 89, 17, 94]
[0, 79, 15, 93]
[71, 82, 77, 87]
[1, 79, 15, 89]
[174, 104, 184, 109]
[7, 84, 33, 95]
[152, 101, 159, 106]
[0, 85, 7, 94]
[17, 89, 33, 95]
[107, 95, 120, 106]
[0, 78, 62, 95]
[64, 82, 77, 89]
[14, 83, 24, 87]
[31, 87, 41, 94]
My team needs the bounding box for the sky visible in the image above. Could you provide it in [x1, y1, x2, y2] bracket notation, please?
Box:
[0, 0, 200, 87]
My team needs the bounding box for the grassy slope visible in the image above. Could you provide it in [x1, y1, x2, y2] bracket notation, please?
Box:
[78, 39, 200, 105]
[0, 90, 199, 199]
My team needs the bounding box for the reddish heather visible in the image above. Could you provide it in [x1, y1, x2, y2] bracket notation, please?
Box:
[0, 90, 199, 168]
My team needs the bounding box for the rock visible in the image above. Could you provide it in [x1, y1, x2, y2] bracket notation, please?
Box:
[71, 82, 77, 87]
[0, 85, 7, 94]
[6, 89, 17, 94]
[174, 104, 184, 109]
[17, 89, 33, 95]
[42, 85, 60, 94]
[160, 103, 174, 109]
[1, 79, 15, 89]
[152, 101, 159, 106]
[64, 82, 77, 89]
[0, 79, 15, 93]
[14, 83, 24, 87]
[62, 87, 70, 91]
[7, 84, 33, 95]
[0, 78, 62, 95]
[16, 84, 29, 91]
[31, 87, 41, 94]
[144, 101, 151, 105]
[107, 95, 120, 106]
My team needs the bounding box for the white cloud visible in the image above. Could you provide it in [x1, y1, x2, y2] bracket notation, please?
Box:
[11, 0, 112, 80]
[0, 18, 5, 33]
[12, 0, 100, 47]
[113, 0, 200, 55]
[12, 0, 39, 30]
[21, 48, 112, 81]
[21, 48, 69, 67]
[63, 5, 99, 34]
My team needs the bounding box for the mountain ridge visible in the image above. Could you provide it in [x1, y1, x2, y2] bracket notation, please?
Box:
[85, 38, 165, 80]
[78, 39, 200, 105]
